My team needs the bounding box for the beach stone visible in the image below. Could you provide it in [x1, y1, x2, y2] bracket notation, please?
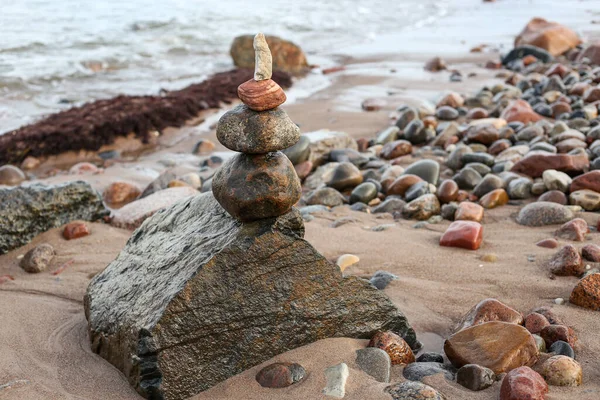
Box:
[530, 142, 557, 154]
[372, 198, 406, 214]
[303, 130, 358, 166]
[538, 190, 568, 205]
[516, 202, 573, 226]
[466, 162, 491, 177]
[192, 139, 216, 155]
[380, 166, 405, 192]
[501, 100, 542, 124]
[447, 145, 472, 171]
[306, 188, 344, 207]
[515, 17, 581, 56]
[499, 366, 548, 400]
[370, 271, 399, 290]
[416, 352, 444, 363]
[436, 106, 459, 121]
[403, 160, 440, 184]
[111, 187, 197, 230]
[444, 322, 539, 374]
[368, 331, 415, 365]
[457, 298, 524, 332]
[230, 35, 308, 75]
[424, 57, 446, 72]
[326, 162, 363, 191]
[570, 170, 600, 193]
[381, 140, 412, 159]
[437, 180, 459, 204]
[502, 44, 554, 65]
[440, 221, 483, 250]
[441, 203, 459, 221]
[569, 189, 600, 211]
[396, 107, 418, 130]
[549, 341, 575, 359]
[524, 313, 550, 335]
[386, 381, 446, 400]
[466, 124, 500, 145]
[237, 78, 286, 111]
[480, 189, 509, 209]
[355, 348, 391, 383]
[506, 178, 532, 199]
[554, 218, 589, 241]
[582, 244, 600, 262]
[387, 175, 423, 197]
[216, 104, 300, 153]
[536, 238, 559, 248]
[255, 362, 306, 388]
[467, 108, 489, 120]
[455, 202, 484, 222]
[68, 162, 99, 175]
[489, 139, 512, 155]
[403, 362, 455, 382]
[323, 363, 349, 398]
[542, 169, 572, 192]
[361, 98, 386, 111]
[0, 165, 26, 186]
[102, 182, 141, 208]
[541, 355, 582, 386]
[473, 175, 504, 198]
[86, 192, 418, 399]
[402, 194, 440, 221]
[294, 161, 313, 180]
[330, 149, 369, 167]
[540, 325, 577, 348]
[532, 307, 565, 326]
[570, 273, 600, 311]
[432, 122, 460, 148]
[376, 126, 400, 145]
[19, 243, 55, 273]
[462, 152, 495, 167]
[213, 152, 301, 222]
[511, 152, 589, 178]
[404, 120, 429, 145]
[456, 364, 495, 391]
[282, 135, 310, 165]
[548, 244, 583, 276]
[437, 92, 464, 108]
[0, 182, 106, 254]
[63, 221, 90, 240]
[20, 156, 40, 170]
[404, 181, 432, 202]
[533, 334, 546, 353]
[453, 168, 482, 190]
[337, 254, 360, 272]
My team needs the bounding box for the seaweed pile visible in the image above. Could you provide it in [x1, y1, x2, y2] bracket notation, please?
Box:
[0, 69, 292, 164]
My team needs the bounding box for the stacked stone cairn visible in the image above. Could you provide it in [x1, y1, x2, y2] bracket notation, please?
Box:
[213, 33, 301, 221]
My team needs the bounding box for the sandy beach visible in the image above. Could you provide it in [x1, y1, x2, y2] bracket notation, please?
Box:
[1, 0, 600, 399]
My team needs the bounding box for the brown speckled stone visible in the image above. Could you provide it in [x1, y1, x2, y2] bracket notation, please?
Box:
[456, 298, 523, 332]
[540, 325, 577, 348]
[368, 331, 415, 365]
[548, 245, 583, 276]
[255, 362, 306, 388]
[570, 273, 600, 311]
[212, 152, 301, 222]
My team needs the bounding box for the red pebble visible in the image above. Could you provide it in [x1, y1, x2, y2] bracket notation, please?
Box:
[63, 221, 90, 240]
[440, 221, 484, 250]
[0, 275, 15, 284]
[536, 238, 559, 249]
[524, 312, 550, 335]
[500, 366, 548, 400]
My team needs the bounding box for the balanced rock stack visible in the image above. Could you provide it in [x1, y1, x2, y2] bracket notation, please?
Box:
[85, 33, 418, 400]
[213, 33, 301, 221]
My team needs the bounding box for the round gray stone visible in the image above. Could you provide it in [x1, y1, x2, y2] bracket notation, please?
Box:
[516, 202, 574, 226]
[355, 347, 391, 383]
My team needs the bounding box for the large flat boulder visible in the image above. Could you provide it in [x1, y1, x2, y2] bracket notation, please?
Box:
[85, 192, 418, 400]
[0, 181, 106, 254]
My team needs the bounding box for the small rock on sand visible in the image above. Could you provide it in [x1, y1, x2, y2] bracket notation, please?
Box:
[322, 363, 349, 398]
[20, 243, 55, 273]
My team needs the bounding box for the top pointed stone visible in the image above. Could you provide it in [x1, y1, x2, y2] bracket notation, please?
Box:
[254, 33, 272, 81]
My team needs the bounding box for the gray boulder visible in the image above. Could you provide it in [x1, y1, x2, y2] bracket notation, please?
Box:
[0, 181, 106, 254]
[85, 192, 418, 399]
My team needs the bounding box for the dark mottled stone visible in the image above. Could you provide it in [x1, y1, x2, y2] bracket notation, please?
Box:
[403, 362, 455, 382]
[417, 352, 444, 363]
[549, 341, 575, 359]
[386, 381, 446, 400]
[85, 192, 419, 399]
[216, 104, 300, 153]
[212, 151, 301, 222]
[0, 181, 106, 254]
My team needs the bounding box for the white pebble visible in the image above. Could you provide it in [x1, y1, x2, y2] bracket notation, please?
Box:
[586, 265, 591, 270]
[323, 363, 349, 398]
[336, 254, 360, 272]
[554, 298, 565, 305]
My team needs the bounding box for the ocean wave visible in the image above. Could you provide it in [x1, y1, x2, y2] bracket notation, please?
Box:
[130, 19, 177, 32]
[0, 41, 47, 54]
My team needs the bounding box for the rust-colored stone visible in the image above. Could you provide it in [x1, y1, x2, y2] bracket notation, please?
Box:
[466, 124, 499, 145]
[368, 331, 415, 365]
[536, 238, 559, 249]
[548, 244, 583, 276]
[102, 182, 141, 208]
[456, 298, 524, 332]
[500, 100, 542, 124]
[511, 152, 589, 178]
[255, 362, 306, 388]
[212, 151, 301, 222]
[480, 189, 509, 209]
[515, 17, 582, 56]
[237, 79, 286, 111]
[380, 140, 412, 160]
[500, 366, 548, 400]
[440, 221, 483, 250]
[455, 202, 484, 222]
[444, 322, 539, 374]
[554, 218, 589, 241]
[437, 179, 459, 204]
[582, 244, 600, 262]
[570, 273, 600, 311]
[386, 174, 423, 197]
[570, 170, 600, 193]
[524, 313, 550, 335]
[540, 325, 577, 348]
[63, 221, 90, 240]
